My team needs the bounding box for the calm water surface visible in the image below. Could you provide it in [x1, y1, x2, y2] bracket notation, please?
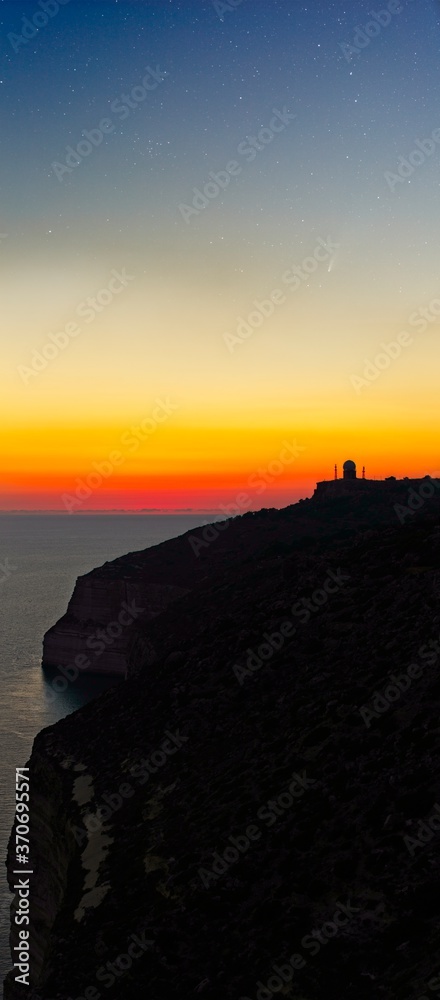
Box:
[0, 514, 206, 993]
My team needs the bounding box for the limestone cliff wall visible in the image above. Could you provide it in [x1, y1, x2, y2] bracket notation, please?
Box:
[42, 570, 190, 677]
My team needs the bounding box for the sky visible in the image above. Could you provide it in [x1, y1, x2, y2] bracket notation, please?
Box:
[2, 0, 440, 511]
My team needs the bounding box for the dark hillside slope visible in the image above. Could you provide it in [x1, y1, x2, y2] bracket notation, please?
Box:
[5, 490, 440, 1000]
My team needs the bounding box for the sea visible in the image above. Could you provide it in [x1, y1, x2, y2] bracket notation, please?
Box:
[0, 513, 209, 994]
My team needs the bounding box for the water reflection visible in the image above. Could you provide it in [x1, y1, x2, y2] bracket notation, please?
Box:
[41, 665, 121, 723]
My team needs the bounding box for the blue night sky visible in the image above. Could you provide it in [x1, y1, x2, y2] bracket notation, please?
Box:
[2, 0, 440, 509]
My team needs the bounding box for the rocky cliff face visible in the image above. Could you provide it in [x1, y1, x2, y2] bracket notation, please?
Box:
[5, 491, 440, 999]
[42, 573, 190, 676]
[42, 483, 438, 680]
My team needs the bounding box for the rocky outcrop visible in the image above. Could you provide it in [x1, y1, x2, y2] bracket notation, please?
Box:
[43, 575, 190, 676]
[6, 490, 440, 999]
[42, 482, 440, 680]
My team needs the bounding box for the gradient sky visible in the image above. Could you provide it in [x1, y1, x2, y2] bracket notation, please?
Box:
[2, 0, 440, 510]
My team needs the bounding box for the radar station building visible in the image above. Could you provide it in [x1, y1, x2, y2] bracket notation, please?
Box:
[343, 460, 356, 481]
[313, 460, 435, 499]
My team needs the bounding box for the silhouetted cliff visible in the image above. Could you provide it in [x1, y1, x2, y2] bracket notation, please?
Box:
[5, 485, 440, 999]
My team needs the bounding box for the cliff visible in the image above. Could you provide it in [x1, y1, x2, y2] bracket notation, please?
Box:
[42, 481, 439, 679]
[5, 489, 440, 999]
